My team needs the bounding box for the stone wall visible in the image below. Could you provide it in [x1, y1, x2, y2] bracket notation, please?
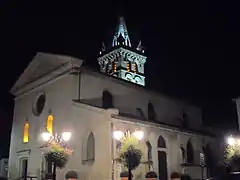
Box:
[80, 70, 203, 130]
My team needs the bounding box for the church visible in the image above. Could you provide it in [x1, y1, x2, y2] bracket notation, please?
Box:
[8, 17, 219, 180]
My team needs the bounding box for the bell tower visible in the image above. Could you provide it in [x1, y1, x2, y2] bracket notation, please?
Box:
[97, 17, 147, 86]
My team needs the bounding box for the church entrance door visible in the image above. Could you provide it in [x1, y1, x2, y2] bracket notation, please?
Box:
[157, 135, 168, 180]
[158, 151, 168, 180]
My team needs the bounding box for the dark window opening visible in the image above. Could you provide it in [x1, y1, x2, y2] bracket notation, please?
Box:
[158, 136, 166, 148]
[33, 93, 46, 116]
[148, 102, 156, 121]
[187, 139, 194, 163]
[21, 159, 28, 180]
[102, 90, 113, 109]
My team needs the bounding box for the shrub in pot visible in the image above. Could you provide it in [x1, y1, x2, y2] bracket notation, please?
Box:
[119, 145, 142, 180]
[171, 172, 181, 180]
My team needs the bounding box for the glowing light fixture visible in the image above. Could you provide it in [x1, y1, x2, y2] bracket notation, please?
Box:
[62, 132, 72, 141]
[227, 136, 236, 146]
[133, 130, 144, 140]
[42, 131, 52, 142]
[113, 130, 144, 141]
[113, 130, 124, 140]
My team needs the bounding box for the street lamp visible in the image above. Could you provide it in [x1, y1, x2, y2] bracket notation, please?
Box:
[226, 135, 240, 146]
[113, 130, 144, 180]
[113, 130, 144, 141]
[227, 136, 236, 146]
[41, 131, 72, 180]
[41, 131, 72, 146]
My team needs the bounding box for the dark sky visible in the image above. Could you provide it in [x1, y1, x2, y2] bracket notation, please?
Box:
[1, 0, 240, 155]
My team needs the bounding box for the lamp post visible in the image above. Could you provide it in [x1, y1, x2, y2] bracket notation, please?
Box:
[113, 130, 144, 180]
[41, 131, 72, 180]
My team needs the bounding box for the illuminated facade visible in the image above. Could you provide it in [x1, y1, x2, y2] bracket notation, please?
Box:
[8, 18, 220, 180]
[98, 17, 146, 86]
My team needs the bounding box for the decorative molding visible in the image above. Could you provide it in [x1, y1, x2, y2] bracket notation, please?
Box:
[98, 48, 146, 65]
[11, 52, 83, 98]
[16, 149, 31, 157]
[111, 114, 216, 137]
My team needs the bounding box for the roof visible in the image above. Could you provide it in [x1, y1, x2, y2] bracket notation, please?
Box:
[112, 17, 131, 47]
[11, 52, 83, 96]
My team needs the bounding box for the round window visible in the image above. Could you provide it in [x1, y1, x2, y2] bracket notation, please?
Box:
[33, 93, 46, 116]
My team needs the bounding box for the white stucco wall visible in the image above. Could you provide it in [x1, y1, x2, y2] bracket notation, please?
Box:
[111, 116, 214, 180]
[80, 70, 202, 130]
[8, 63, 216, 180]
[9, 72, 119, 180]
[9, 75, 79, 179]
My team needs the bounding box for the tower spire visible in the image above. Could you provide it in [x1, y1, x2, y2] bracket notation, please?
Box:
[112, 17, 131, 47]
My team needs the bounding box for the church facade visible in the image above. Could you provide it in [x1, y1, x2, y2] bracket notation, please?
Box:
[8, 17, 218, 180]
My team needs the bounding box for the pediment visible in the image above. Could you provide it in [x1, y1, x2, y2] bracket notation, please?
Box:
[11, 52, 83, 95]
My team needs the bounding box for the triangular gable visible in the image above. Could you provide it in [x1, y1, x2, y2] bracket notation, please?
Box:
[11, 52, 83, 95]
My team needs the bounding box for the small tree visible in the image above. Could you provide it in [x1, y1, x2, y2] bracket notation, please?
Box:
[120, 145, 143, 171]
[115, 133, 143, 174]
[45, 144, 71, 180]
[224, 140, 240, 172]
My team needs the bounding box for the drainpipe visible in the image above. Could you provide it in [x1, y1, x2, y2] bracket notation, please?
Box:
[111, 122, 115, 180]
[78, 72, 81, 101]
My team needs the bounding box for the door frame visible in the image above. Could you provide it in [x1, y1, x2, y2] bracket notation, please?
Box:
[157, 135, 169, 180]
[18, 157, 29, 178]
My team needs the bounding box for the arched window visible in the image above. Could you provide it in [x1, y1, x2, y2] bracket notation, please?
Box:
[102, 90, 113, 109]
[148, 102, 156, 121]
[23, 120, 29, 143]
[187, 139, 194, 163]
[181, 111, 189, 128]
[82, 131, 95, 165]
[47, 114, 54, 135]
[158, 136, 166, 148]
[180, 144, 186, 163]
[87, 132, 95, 161]
[113, 62, 117, 72]
[157, 136, 168, 180]
[133, 63, 138, 73]
[126, 61, 130, 72]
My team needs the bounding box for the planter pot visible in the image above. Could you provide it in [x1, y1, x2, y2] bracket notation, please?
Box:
[170, 172, 181, 180]
[120, 171, 133, 180]
[145, 171, 158, 180]
[65, 170, 78, 180]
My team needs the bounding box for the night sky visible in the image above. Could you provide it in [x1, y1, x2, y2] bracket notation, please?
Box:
[1, 1, 240, 155]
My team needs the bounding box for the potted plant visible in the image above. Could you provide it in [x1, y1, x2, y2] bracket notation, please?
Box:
[65, 170, 78, 180]
[45, 144, 70, 180]
[118, 145, 143, 180]
[120, 171, 133, 180]
[145, 171, 158, 180]
[170, 172, 181, 180]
